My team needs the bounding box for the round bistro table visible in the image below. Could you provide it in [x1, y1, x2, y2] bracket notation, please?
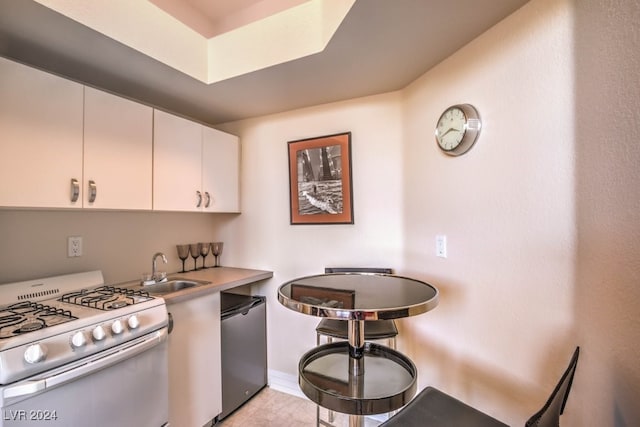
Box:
[277, 272, 439, 427]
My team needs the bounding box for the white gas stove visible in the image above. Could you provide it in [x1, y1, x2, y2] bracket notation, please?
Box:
[0, 271, 169, 427]
[0, 271, 167, 384]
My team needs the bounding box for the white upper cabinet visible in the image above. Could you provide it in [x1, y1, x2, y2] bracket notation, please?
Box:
[153, 110, 203, 211]
[0, 57, 84, 208]
[1, 57, 237, 212]
[154, 110, 240, 212]
[0, 58, 153, 210]
[202, 127, 240, 213]
[84, 87, 153, 210]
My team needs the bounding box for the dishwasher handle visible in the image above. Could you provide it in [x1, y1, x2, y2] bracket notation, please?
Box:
[221, 296, 265, 320]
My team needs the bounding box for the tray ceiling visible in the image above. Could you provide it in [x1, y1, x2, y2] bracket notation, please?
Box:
[0, 0, 530, 125]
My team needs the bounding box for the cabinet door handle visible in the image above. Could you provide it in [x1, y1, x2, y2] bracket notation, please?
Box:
[196, 190, 202, 208]
[70, 178, 80, 202]
[167, 312, 174, 335]
[88, 180, 97, 203]
[204, 192, 211, 208]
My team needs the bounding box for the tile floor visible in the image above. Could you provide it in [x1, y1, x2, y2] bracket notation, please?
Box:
[219, 387, 383, 427]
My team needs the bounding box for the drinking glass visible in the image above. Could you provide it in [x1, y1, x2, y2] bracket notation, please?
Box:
[176, 244, 190, 273]
[211, 242, 224, 267]
[199, 242, 210, 268]
[189, 243, 201, 271]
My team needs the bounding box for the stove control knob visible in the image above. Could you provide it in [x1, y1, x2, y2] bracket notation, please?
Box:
[127, 315, 140, 330]
[24, 343, 47, 364]
[70, 331, 87, 349]
[111, 320, 124, 335]
[92, 325, 106, 342]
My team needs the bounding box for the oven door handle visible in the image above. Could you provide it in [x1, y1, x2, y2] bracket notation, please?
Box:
[3, 328, 167, 399]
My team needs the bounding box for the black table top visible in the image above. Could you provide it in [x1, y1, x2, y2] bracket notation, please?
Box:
[278, 273, 439, 321]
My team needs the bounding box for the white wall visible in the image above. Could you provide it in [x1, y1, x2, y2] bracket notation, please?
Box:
[221, 0, 575, 422]
[401, 0, 575, 424]
[573, 0, 640, 426]
[0, 210, 234, 285]
[218, 92, 405, 374]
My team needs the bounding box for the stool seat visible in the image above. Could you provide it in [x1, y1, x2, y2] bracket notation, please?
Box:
[378, 386, 508, 427]
[316, 318, 398, 341]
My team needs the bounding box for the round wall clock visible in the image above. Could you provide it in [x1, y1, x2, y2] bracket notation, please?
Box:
[435, 104, 482, 156]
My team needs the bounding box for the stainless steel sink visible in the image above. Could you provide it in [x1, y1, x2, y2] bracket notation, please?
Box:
[142, 278, 208, 295]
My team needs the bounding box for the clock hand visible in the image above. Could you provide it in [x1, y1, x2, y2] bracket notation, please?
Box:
[440, 127, 458, 137]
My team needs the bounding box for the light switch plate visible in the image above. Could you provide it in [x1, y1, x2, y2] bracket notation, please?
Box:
[436, 235, 447, 258]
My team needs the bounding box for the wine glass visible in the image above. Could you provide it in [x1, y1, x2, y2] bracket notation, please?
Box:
[211, 242, 224, 267]
[199, 242, 210, 268]
[189, 243, 201, 271]
[176, 244, 190, 273]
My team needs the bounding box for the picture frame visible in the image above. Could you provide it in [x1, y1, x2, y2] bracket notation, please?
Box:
[288, 132, 353, 225]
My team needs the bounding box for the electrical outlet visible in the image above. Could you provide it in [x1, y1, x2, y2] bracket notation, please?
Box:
[68, 236, 83, 257]
[436, 235, 447, 258]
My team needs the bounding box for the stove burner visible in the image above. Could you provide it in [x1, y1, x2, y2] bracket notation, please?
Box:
[59, 286, 151, 311]
[110, 301, 129, 309]
[18, 321, 44, 333]
[0, 302, 77, 339]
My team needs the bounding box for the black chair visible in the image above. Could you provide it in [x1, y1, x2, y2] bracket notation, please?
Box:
[379, 346, 580, 427]
[316, 267, 398, 349]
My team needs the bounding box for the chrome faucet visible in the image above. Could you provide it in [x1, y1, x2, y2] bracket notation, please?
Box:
[152, 252, 168, 283]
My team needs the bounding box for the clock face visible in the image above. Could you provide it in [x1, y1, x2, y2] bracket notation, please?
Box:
[434, 104, 481, 156]
[435, 107, 466, 151]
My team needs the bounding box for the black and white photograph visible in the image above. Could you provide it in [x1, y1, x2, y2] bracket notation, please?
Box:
[288, 132, 353, 225]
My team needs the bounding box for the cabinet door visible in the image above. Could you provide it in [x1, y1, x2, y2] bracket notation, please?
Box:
[153, 110, 203, 211]
[84, 87, 152, 210]
[167, 293, 222, 426]
[0, 57, 83, 208]
[202, 127, 240, 213]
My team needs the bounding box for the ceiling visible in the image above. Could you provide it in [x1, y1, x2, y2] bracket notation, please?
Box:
[0, 0, 530, 126]
[148, 0, 309, 38]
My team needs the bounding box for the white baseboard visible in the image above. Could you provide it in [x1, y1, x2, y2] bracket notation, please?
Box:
[267, 369, 306, 399]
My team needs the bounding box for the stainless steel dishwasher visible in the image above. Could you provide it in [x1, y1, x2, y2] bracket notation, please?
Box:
[219, 292, 267, 420]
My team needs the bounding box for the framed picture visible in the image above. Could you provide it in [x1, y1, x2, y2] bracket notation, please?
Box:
[288, 132, 353, 225]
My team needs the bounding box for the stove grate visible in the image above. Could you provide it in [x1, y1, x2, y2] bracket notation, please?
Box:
[59, 286, 152, 311]
[0, 301, 78, 339]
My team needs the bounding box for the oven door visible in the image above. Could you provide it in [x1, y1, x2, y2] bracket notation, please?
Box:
[0, 329, 168, 427]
